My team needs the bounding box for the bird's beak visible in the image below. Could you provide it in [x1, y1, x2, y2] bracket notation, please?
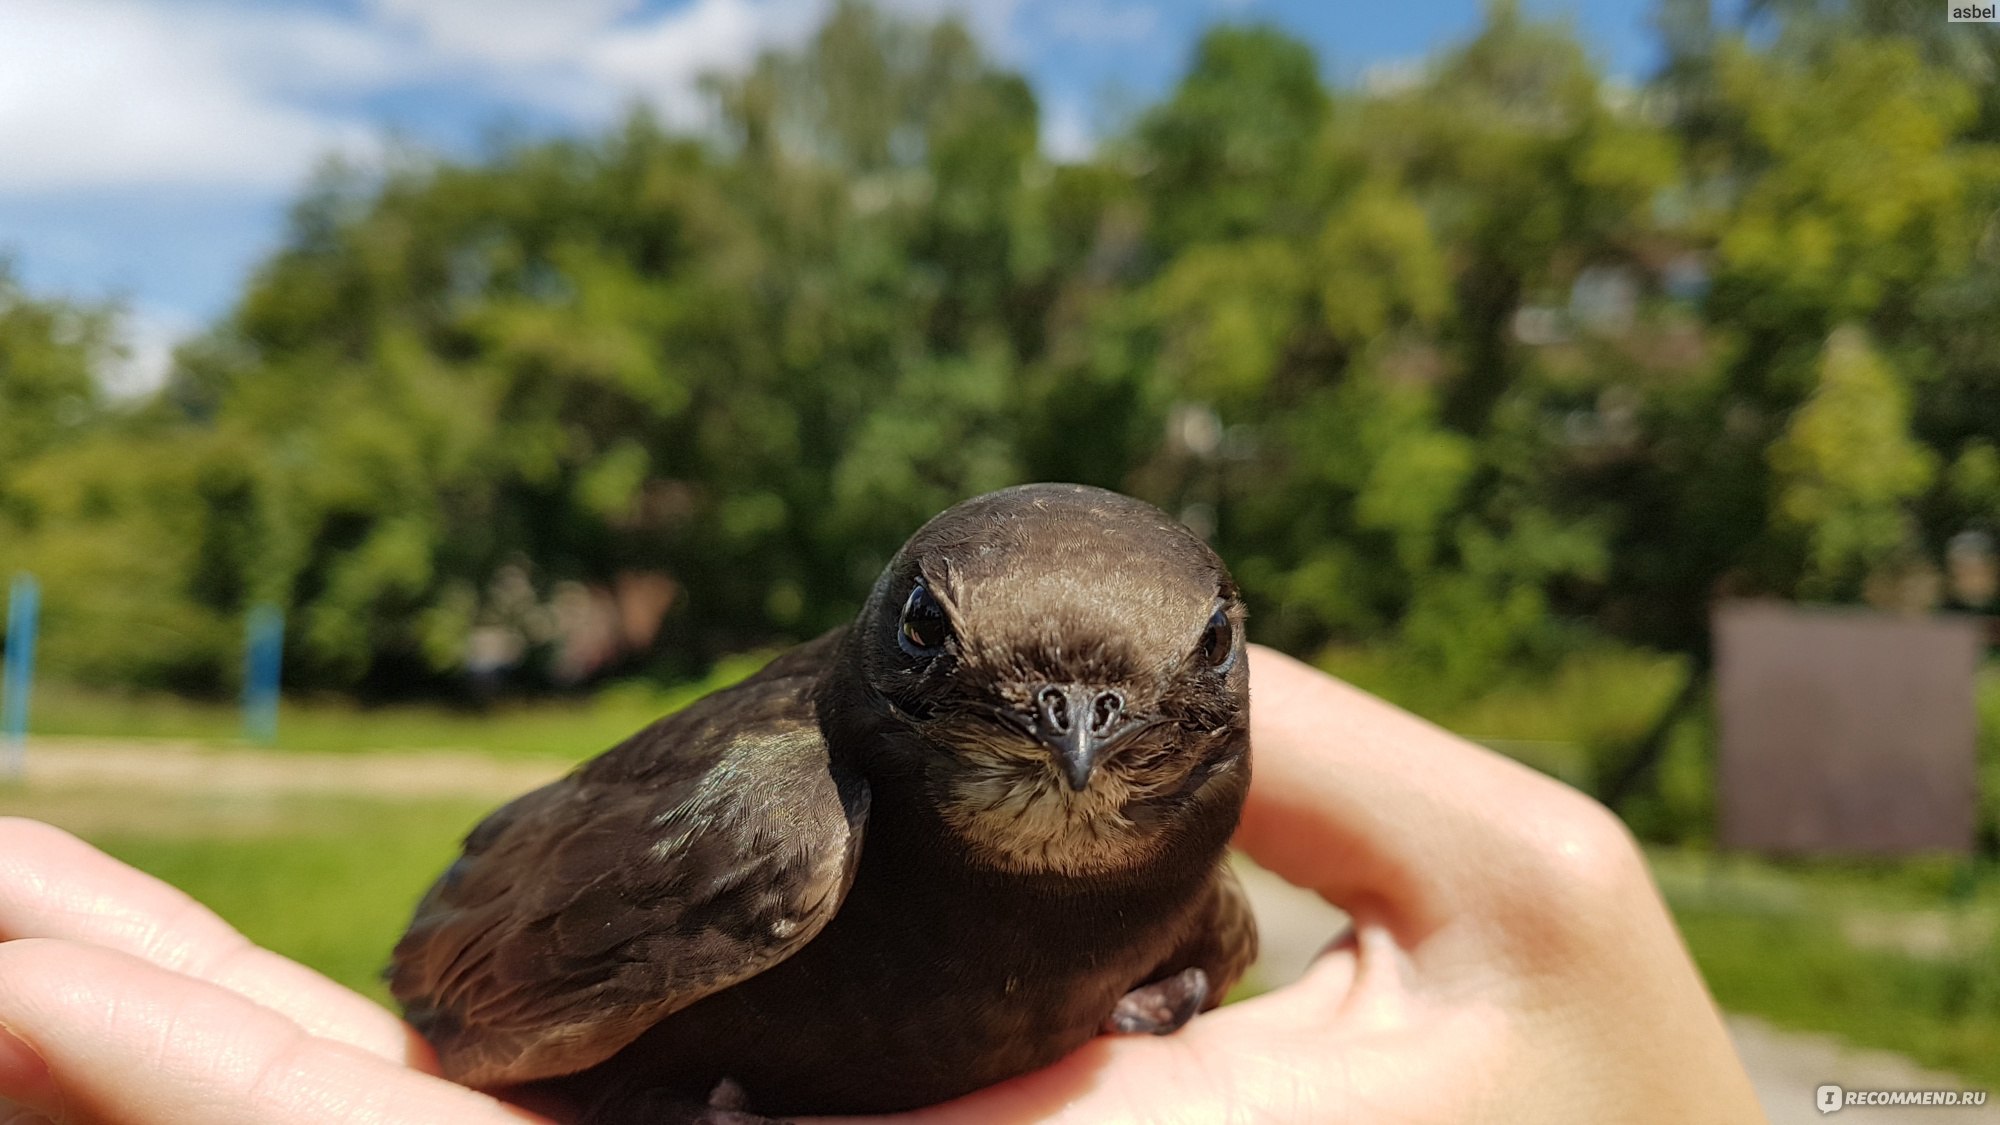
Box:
[1028, 683, 1128, 792]
[1038, 722, 1104, 792]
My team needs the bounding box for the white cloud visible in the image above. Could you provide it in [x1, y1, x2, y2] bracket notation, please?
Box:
[588, 0, 824, 122]
[0, 0, 1116, 195]
[347, 0, 839, 123]
[0, 0, 384, 192]
[102, 303, 198, 399]
[368, 0, 641, 67]
[199, 11, 433, 97]
[0, 0, 843, 194]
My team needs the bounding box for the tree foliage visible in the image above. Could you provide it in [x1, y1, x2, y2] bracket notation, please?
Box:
[2, 0, 1996, 706]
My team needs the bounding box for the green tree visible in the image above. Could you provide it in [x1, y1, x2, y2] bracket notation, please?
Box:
[0, 265, 108, 472]
[1768, 326, 1934, 599]
[4, 0, 1997, 729]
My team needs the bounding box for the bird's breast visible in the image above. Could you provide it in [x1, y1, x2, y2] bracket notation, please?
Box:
[592, 814, 1213, 1116]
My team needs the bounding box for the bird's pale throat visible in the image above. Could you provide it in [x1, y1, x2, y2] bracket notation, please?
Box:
[929, 719, 1201, 876]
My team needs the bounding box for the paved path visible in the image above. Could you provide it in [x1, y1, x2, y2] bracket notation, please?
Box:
[1731, 1017, 1996, 1124]
[10, 737, 1993, 1121]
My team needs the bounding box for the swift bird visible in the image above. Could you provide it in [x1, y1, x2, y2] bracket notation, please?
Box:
[389, 483, 1257, 1123]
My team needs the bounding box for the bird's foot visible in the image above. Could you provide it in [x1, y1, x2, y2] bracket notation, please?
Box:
[1103, 966, 1209, 1035]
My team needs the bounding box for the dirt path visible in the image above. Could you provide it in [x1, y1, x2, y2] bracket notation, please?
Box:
[2, 735, 570, 800]
[9, 736, 1993, 1120]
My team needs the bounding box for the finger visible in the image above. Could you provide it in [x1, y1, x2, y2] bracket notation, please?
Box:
[0, 818, 420, 1065]
[1234, 647, 1650, 965]
[0, 938, 546, 1125]
[1238, 650, 1762, 1118]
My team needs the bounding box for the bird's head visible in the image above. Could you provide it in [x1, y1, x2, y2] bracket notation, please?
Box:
[846, 484, 1249, 876]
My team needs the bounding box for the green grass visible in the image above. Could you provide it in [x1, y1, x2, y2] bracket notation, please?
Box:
[1655, 849, 2000, 1088]
[2, 788, 496, 1004]
[1675, 908, 2000, 1086]
[26, 651, 774, 759]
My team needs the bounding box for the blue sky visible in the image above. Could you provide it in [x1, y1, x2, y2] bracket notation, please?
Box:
[0, 0, 1660, 393]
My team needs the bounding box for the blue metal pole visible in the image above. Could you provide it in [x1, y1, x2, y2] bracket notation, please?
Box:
[2, 574, 40, 780]
[243, 604, 283, 746]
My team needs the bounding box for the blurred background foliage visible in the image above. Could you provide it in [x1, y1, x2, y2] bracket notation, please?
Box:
[4, 0, 2000, 834]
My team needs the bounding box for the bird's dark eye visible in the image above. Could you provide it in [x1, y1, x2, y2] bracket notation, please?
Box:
[1199, 606, 1235, 671]
[899, 583, 951, 657]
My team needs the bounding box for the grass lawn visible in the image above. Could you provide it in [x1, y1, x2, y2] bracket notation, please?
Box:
[23, 652, 772, 760]
[0, 787, 497, 1004]
[1654, 849, 2000, 1088]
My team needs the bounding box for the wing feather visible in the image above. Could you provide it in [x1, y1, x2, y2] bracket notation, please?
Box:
[388, 644, 866, 1088]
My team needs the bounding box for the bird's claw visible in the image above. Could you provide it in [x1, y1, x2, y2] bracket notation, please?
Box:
[1103, 966, 1209, 1035]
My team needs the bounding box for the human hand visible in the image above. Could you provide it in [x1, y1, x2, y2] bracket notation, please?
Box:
[0, 815, 557, 1124]
[832, 646, 1763, 1123]
[0, 646, 1762, 1124]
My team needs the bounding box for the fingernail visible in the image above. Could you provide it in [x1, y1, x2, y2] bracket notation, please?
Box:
[0, 1020, 57, 1115]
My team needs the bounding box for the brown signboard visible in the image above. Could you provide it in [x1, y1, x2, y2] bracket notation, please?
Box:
[1714, 600, 1981, 856]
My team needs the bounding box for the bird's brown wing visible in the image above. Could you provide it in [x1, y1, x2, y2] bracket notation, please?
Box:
[1198, 862, 1259, 1004]
[387, 652, 868, 1089]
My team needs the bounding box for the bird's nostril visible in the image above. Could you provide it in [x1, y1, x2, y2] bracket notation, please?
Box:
[1089, 691, 1124, 735]
[1033, 686, 1124, 737]
[1036, 686, 1072, 732]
